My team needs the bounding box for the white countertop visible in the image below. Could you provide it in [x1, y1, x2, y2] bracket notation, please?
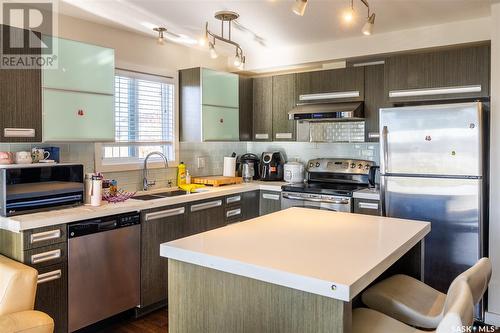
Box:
[0, 181, 285, 232]
[353, 188, 380, 200]
[160, 208, 430, 302]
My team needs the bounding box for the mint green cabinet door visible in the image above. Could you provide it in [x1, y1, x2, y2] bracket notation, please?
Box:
[43, 89, 114, 141]
[42, 37, 115, 94]
[202, 105, 239, 141]
[201, 69, 238, 108]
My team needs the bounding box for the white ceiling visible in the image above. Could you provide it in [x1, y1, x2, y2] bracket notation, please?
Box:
[60, 0, 492, 64]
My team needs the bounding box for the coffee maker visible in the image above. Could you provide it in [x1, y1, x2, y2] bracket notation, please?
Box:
[260, 152, 285, 181]
[236, 153, 261, 181]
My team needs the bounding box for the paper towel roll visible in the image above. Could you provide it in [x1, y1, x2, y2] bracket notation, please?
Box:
[223, 157, 236, 177]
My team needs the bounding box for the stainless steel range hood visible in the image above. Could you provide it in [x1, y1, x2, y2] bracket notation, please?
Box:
[288, 102, 364, 121]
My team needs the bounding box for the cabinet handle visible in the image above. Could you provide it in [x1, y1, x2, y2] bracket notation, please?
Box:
[37, 269, 62, 284]
[145, 207, 185, 221]
[358, 202, 379, 210]
[299, 91, 360, 101]
[30, 230, 61, 244]
[255, 133, 269, 140]
[368, 132, 380, 139]
[275, 133, 293, 139]
[191, 200, 222, 212]
[226, 195, 241, 204]
[3, 128, 35, 138]
[226, 208, 241, 218]
[388, 85, 481, 98]
[262, 193, 280, 201]
[31, 249, 61, 265]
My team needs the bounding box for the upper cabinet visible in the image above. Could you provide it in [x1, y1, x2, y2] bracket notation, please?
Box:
[363, 64, 386, 142]
[385, 44, 490, 103]
[0, 25, 42, 142]
[180, 67, 239, 142]
[252, 77, 273, 141]
[239, 76, 253, 141]
[42, 37, 115, 94]
[296, 67, 365, 104]
[201, 68, 239, 108]
[42, 36, 115, 142]
[272, 74, 296, 141]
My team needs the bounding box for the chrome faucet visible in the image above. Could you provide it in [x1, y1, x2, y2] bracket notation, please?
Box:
[143, 151, 169, 191]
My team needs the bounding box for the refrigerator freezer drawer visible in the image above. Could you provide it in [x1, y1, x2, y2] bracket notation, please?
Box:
[382, 176, 482, 293]
[380, 102, 483, 176]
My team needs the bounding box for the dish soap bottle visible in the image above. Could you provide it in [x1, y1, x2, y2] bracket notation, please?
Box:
[177, 162, 187, 186]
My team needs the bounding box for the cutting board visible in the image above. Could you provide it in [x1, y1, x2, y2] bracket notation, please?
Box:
[192, 176, 243, 187]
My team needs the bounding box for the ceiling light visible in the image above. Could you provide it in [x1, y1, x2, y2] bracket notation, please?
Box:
[204, 11, 246, 63]
[238, 56, 246, 70]
[153, 27, 167, 45]
[342, 1, 355, 24]
[362, 13, 375, 35]
[292, 0, 308, 16]
[209, 42, 218, 59]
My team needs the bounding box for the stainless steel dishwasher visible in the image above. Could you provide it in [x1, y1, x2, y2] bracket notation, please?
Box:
[67, 212, 141, 332]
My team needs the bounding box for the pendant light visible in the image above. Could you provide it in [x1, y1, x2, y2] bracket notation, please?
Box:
[342, 0, 355, 24]
[208, 41, 218, 59]
[362, 13, 376, 35]
[153, 27, 167, 45]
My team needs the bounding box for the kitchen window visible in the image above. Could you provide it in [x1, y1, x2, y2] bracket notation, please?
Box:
[95, 69, 179, 172]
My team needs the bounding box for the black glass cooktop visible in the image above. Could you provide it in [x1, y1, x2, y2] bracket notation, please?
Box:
[281, 182, 367, 197]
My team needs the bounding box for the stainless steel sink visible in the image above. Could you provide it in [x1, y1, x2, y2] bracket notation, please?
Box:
[133, 190, 188, 201]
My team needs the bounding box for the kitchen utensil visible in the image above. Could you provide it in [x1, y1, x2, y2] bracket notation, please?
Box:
[31, 148, 50, 163]
[260, 152, 285, 181]
[237, 153, 261, 180]
[192, 176, 242, 187]
[284, 162, 305, 183]
[242, 163, 254, 183]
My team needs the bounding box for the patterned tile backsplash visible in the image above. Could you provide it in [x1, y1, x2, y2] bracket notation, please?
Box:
[0, 141, 379, 191]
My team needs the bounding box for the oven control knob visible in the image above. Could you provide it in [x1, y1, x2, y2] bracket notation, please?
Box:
[358, 164, 363, 169]
[309, 163, 314, 168]
[351, 163, 356, 168]
[365, 165, 370, 170]
[315, 162, 320, 167]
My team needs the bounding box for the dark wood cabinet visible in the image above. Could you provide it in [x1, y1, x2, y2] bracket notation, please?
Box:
[239, 76, 253, 141]
[353, 198, 381, 216]
[272, 74, 296, 141]
[0, 25, 42, 142]
[186, 198, 225, 236]
[363, 64, 386, 142]
[252, 76, 273, 141]
[259, 191, 282, 216]
[241, 190, 260, 221]
[35, 263, 68, 333]
[385, 44, 490, 103]
[295, 67, 365, 104]
[140, 204, 187, 308]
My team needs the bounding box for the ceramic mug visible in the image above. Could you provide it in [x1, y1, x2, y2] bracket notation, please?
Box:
[0, 152, 13, 164]
[15, 151, 32, 164]
[31, 148, 50, 163]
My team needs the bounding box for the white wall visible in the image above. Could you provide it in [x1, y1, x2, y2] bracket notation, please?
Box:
[56, 14, 229, 75]
[246, 17, 491, 72]
[486, 1, 500, 326]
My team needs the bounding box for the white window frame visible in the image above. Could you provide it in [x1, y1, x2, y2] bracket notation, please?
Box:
[95, 69, 179, 173]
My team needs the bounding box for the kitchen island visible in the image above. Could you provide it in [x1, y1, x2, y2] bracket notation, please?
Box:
[160, 207, 430, 333]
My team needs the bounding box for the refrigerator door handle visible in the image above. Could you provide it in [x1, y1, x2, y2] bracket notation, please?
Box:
[380, 175, 386, 217]
[382, 125, 389, 174]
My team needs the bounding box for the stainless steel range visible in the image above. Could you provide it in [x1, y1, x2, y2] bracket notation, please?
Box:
[281, 158, 376, 212]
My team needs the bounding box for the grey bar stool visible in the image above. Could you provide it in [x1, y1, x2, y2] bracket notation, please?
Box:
[361, 257, 491, 329]
[353, 279, 474, 333]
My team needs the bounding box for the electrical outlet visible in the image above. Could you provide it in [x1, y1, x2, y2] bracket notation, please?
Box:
[197, 156, 207, 169]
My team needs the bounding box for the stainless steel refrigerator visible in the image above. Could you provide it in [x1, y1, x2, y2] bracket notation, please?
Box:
[380, 102, 488, 298]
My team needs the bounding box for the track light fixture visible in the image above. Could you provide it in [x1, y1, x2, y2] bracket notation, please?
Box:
[292, 0, 376, 36]
[153, 27, 167, 45]
[292, 0, 308, 16]
[204, 11, 246, 69]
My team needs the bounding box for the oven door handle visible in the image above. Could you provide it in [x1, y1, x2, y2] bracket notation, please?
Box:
[282, 193, 349, 205]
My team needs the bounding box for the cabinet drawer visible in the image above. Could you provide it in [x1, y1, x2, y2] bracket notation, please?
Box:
[24, 242, 66, 270]
[225, 206, 242, 223]
[353, 199, 381, 216]
[42, 36, 114, 94]
[202, 105, 239, 141]
[23, 225, 67, 250]
[43, 89, 114, 142]
[35, 263, 68, 333]
[226, 194, 242, 206]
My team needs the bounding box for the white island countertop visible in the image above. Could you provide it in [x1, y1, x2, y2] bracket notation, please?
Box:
[161, 207, 430, 302]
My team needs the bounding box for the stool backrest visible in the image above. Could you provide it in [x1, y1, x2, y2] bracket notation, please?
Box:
[436, 280, 473, 333]
[455, 257, 492, 305]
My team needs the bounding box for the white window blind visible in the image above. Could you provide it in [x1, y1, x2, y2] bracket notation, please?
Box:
[98, 69, 177, 169]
